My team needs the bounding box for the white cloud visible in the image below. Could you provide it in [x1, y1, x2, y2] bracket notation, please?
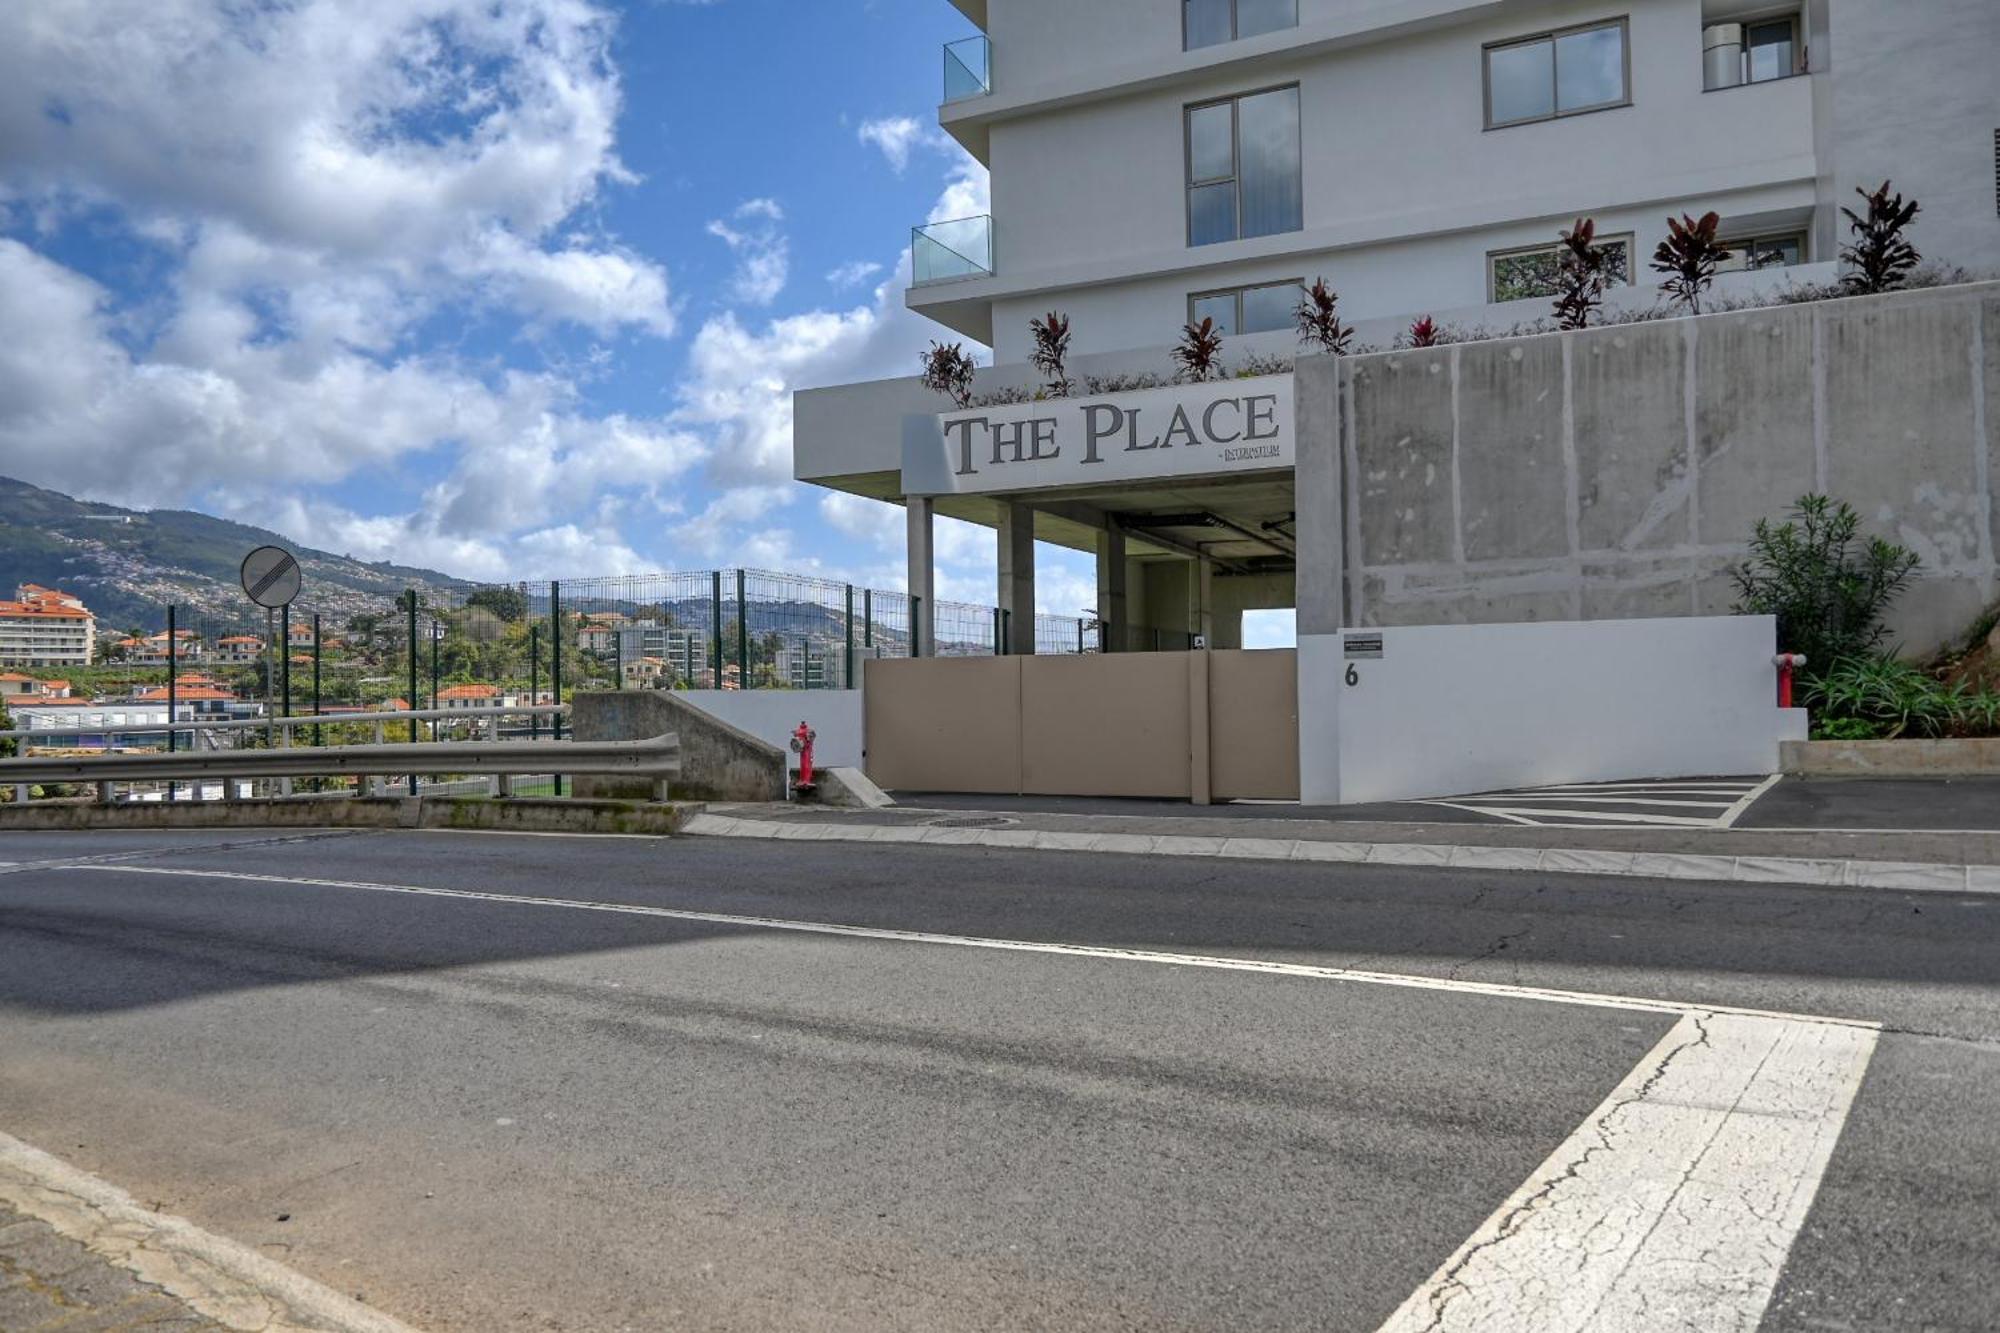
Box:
[705, 198, 789, 307]
[826, 259, 884, 290]
[856, 116, 928, 173]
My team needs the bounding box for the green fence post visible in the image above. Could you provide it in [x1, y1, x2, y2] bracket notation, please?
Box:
[551, 580, 563, 797]
[911, 594, 922, 658]
[406, 589, 418, 796]
[844, 585, 855, 690]
[530, 624, 541, 740]
[312, 613, 322, 749]
[735, 569, 748, 688]
[166, 604, 177, 804]
[282, 604, 292, 723]
[710, 571, 723, 688]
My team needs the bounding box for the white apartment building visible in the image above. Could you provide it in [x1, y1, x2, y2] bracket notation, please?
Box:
[0, 585, 96, 667]
[794, 0, 2000, 653]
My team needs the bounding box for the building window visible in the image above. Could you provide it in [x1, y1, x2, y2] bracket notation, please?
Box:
[1744, 15, 1800, 82]
[1484, 18, 1630, 129]
[1185, 0, 1297, 51]
[1186, 86, 1302, 247]
[1190, 280, 1301, 336]
[1717, 230, 1806, 271]
[1487, 233, 1635, 303]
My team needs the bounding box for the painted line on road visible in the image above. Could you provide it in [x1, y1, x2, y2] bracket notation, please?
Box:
[680, 813, 2000, 896]
[1375, 1012, 1877, 1333]
[46, 862, 1876, 1030]
[1718, 773, 1785, 829]
[0, 1130, 419, 1333]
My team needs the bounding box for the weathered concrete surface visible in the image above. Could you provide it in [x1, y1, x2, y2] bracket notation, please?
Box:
[0, 796, 695, 836]
[571, 691, 785, 803]
[816, 766, 895, 809]
[1303, 281, 2000, 651]
[1782, 738, 2000, 777]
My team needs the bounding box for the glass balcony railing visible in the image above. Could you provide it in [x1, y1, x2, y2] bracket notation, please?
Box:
[912, 214, 993, 286]
[944, 35, 991, 102]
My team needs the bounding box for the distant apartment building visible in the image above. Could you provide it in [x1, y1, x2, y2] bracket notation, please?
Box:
[614, 622, 707, 678]
[0, 585, 96, 667]
[774, 642, 847, 691]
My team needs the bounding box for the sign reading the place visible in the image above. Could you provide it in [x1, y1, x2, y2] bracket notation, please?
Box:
[239, 544, 302, 609]
[902, 373, 1294, 497]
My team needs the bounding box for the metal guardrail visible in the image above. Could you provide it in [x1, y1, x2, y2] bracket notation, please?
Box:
[0, 704, 569, 743]
[0, 733, 679, 804]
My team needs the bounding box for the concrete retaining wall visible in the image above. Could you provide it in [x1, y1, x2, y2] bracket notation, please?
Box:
[1300, 280, 2000, 654]
[1782, 738, 2000, 777]
[569, 691, 786, 803]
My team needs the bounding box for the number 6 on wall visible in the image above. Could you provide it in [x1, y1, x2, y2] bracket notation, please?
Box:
[1345, 664, 1359, 687]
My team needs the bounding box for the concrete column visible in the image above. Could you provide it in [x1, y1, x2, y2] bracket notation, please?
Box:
[996, 500, 1036, 655]
[1294, 353, 1344, 635]
[1191, 556, 1214, 646]
[906, 495, 935, 657]
[1095, 525, 1127, 652]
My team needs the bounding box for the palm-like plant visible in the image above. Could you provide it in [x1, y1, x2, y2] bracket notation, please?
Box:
[1173, 317, 1225, 382]
[1840, 181, 1921, 294]
[919, 340, 977, 409]
[1650, 211, 1733, 313]
[1406, 316, 1442, 348]
[1553, 217, 1612, 330]
[1027, 311, 1073, 397]
[1294, 278, 1354, 355]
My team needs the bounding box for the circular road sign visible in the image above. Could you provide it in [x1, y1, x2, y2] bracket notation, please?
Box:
[240, 545, 303, 609]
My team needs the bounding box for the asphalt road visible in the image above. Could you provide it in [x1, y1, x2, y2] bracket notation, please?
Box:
[2, 828, 1997, 1331]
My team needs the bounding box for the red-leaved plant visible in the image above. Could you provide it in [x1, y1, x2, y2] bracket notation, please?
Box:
[1027, 311, 1073, 397]
[1294, 278, 1355, 355]
[1407, 316, 1442, 348]
[1651, 211, 1733, 314]
[1553, 217, 1613, 330]
[1840, 181, 1921, 295]
[1174, 317, 1225, 382]
[919, 340, 976, 409]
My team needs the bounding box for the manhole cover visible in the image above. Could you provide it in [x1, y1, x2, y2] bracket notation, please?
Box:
[925, 815, 1018, 829]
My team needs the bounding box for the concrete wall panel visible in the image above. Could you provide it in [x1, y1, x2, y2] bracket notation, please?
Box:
[1822, 296, 1983, 572]
[1348, 351, 1456, 566]
[1573, 323, 1690, 552]
[1456, 337, 1568, 561]
[864, 657, 1022, 794]
[1019, 654, 1192, 798]
[1694, 304, 1816, 547]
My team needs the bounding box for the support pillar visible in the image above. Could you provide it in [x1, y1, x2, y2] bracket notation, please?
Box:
[1095, 525, 1127, 652]
[997, 500, 1036, 655]
[906, 495, 935, 657]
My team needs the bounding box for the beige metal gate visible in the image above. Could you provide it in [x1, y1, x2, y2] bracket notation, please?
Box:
[862, 650, 1298, 801]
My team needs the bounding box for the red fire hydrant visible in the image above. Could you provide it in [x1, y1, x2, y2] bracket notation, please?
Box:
[789, 721, 817, 792]
[1774, 653, 1807, 708]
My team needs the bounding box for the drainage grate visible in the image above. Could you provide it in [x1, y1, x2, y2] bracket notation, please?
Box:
[925, 815, 1017, 829]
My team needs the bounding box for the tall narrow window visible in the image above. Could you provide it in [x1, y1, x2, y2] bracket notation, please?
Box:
[1485, 18, 1629, 128]
[1744, 16, 1798, 82]
[1186, 86, 1302, 247]
[1185, 0, 1298, 51]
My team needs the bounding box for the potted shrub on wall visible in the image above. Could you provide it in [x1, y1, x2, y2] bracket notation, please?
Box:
[1553, 217, 1612, 330]
[1173, 317, 1225, 383]
[1027, 311, 1073, 397]
[1294, 278, 1355, 355]
[1651, 211, 1733, 314]
[1840, 181, 1922, 295]
[919, 340, 976, 409]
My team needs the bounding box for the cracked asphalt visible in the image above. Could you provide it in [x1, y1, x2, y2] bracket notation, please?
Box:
[1, 828, 1997, 1331]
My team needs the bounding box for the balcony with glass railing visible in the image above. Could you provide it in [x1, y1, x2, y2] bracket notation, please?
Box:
[911, 214, 993, 287]
[944, 35, 991, 102]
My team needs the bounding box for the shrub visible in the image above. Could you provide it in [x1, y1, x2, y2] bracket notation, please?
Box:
[1730, 494, 1921, 675]
[1173, 317, 1225, 382]
[1805, 655, 1991, 739]
[1650, 211, 1732, 314]
[0, 699, 12, 759]
[1407, 316, 1441, 348]
[1234, 351, 1295, 378]
[1840, 181, 1921, 295]
[919, 340, 977, 409]
[1553, 217, 1612, 330]
[1294, 278, 1355, 355]
[1027, 310, 1073, 397]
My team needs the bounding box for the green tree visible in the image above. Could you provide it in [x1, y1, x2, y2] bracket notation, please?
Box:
[1731, 495, 1921, 677]
[466, 586, 528, 622]
[0, 697, 15, 759]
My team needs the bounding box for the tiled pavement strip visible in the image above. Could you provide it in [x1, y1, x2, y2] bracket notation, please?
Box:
[1, 1200, 228, 1332]
[688, 807, 2000, 895]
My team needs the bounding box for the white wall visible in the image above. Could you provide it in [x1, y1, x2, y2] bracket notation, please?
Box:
[676, 690, 865, 771]
[1299, 616, 1806, 804]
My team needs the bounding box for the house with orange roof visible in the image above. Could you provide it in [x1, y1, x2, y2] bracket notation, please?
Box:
[437, 683, 517, 710]
[212, 635, 266, 665]
[0, 584, 96, 667]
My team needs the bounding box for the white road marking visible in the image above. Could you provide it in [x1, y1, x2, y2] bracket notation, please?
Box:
[47, 863, 1872, 1028]
[36, 860, 1881, 1331]
[1718, 773, 1785, 829]
[1375, 1012, 1877, 1333]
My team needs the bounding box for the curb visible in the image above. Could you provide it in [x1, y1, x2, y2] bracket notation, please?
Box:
[682, 813, 2000, 895]
[0, 1131, 420, 1333]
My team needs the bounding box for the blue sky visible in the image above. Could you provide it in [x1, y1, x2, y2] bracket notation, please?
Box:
[0, 0, 1113, 621]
